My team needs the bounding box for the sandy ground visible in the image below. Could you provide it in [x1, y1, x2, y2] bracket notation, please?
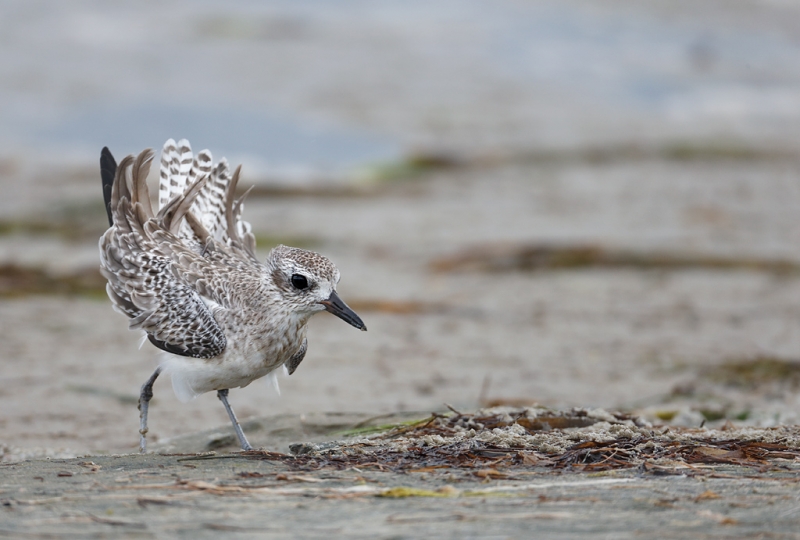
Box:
[3, 155, 800, 460]
[5, 453, 799, 539]
[3, 2, 800, 537]
[2, 411, 800, 539]
[1, 0, 800, 461]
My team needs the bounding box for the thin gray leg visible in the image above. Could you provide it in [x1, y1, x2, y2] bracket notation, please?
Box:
[217, 389, 253, 451]
[138, 366, 162, 453]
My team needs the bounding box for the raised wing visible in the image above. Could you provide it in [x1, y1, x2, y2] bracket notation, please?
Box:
[99, 149, 227, 359]
[157, 139, 257, 260]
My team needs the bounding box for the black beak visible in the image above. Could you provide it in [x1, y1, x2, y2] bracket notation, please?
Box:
[320, 290, 366, 331]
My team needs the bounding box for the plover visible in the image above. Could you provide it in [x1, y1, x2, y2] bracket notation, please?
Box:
[99, 139, 366, 452]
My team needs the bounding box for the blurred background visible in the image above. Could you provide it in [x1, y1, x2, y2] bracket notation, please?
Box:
[3, 0, 800, 459]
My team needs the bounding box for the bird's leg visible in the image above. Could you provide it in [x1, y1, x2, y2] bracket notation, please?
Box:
[138, 366, 162, 453]
[217, 389, 253, 451]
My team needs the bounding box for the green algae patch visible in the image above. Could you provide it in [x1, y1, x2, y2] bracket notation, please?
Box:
[703, 356, 800, 389]
[335, 416, 435, 438]
[431, 243, 800, 275]
[0, 201, 109, 242]
[0, 264, 106, 298]
[379, 486, 459, 498]
[251, 233, 320, 250]
[654, 410, 678, 422]
[462, 490, 516, 498]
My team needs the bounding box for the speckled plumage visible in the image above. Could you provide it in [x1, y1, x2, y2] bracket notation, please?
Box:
[99, 139, 365, 451]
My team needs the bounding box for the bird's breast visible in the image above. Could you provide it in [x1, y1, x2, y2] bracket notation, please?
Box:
[228, 316, 306, 371]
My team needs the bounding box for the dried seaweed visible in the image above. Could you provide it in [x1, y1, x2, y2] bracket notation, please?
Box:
[243, 408, 800, 476]
[702, 356, 800, 389]
[553, 438, 799, 472]
[431, 244, 800, 275]
[0, 264, 106, 298]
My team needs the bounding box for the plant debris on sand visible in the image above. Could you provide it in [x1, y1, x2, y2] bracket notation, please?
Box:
[236, 407, 800, 477]
[430, 244, 800, 274]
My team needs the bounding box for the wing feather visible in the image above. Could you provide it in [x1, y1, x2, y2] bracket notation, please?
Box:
[100, 149, 228, 359]
[100, 139, 264, 359]
[155, 139, 255, 255]
[100, 147, 117, 226]
[158, 139, 180, 208]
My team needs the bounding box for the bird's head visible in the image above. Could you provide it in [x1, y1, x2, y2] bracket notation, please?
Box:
[266, 244, 366, 330]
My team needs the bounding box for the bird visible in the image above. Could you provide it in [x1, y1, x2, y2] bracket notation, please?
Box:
[98, 139, 366, 452]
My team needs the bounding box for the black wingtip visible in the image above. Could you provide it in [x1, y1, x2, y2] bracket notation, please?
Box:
[147, 334, 193, 358]
[100, 147, 117, 226]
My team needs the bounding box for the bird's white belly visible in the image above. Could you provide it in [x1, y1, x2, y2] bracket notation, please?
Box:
[160, 335, 295, 403]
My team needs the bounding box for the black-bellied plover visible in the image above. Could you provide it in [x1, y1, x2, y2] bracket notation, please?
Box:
[99, 139, 366, 452]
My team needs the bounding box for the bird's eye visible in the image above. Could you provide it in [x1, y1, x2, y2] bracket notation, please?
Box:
[291, 274, 309, 290]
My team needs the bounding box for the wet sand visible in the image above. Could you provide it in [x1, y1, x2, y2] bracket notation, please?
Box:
[2, 0, 800, 536]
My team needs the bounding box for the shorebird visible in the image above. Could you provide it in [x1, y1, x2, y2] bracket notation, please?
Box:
[99, 139, 366, 452]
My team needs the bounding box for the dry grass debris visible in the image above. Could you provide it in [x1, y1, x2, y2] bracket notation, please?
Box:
[239, 407, 800, 476]
[431, 244, 800, 274]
